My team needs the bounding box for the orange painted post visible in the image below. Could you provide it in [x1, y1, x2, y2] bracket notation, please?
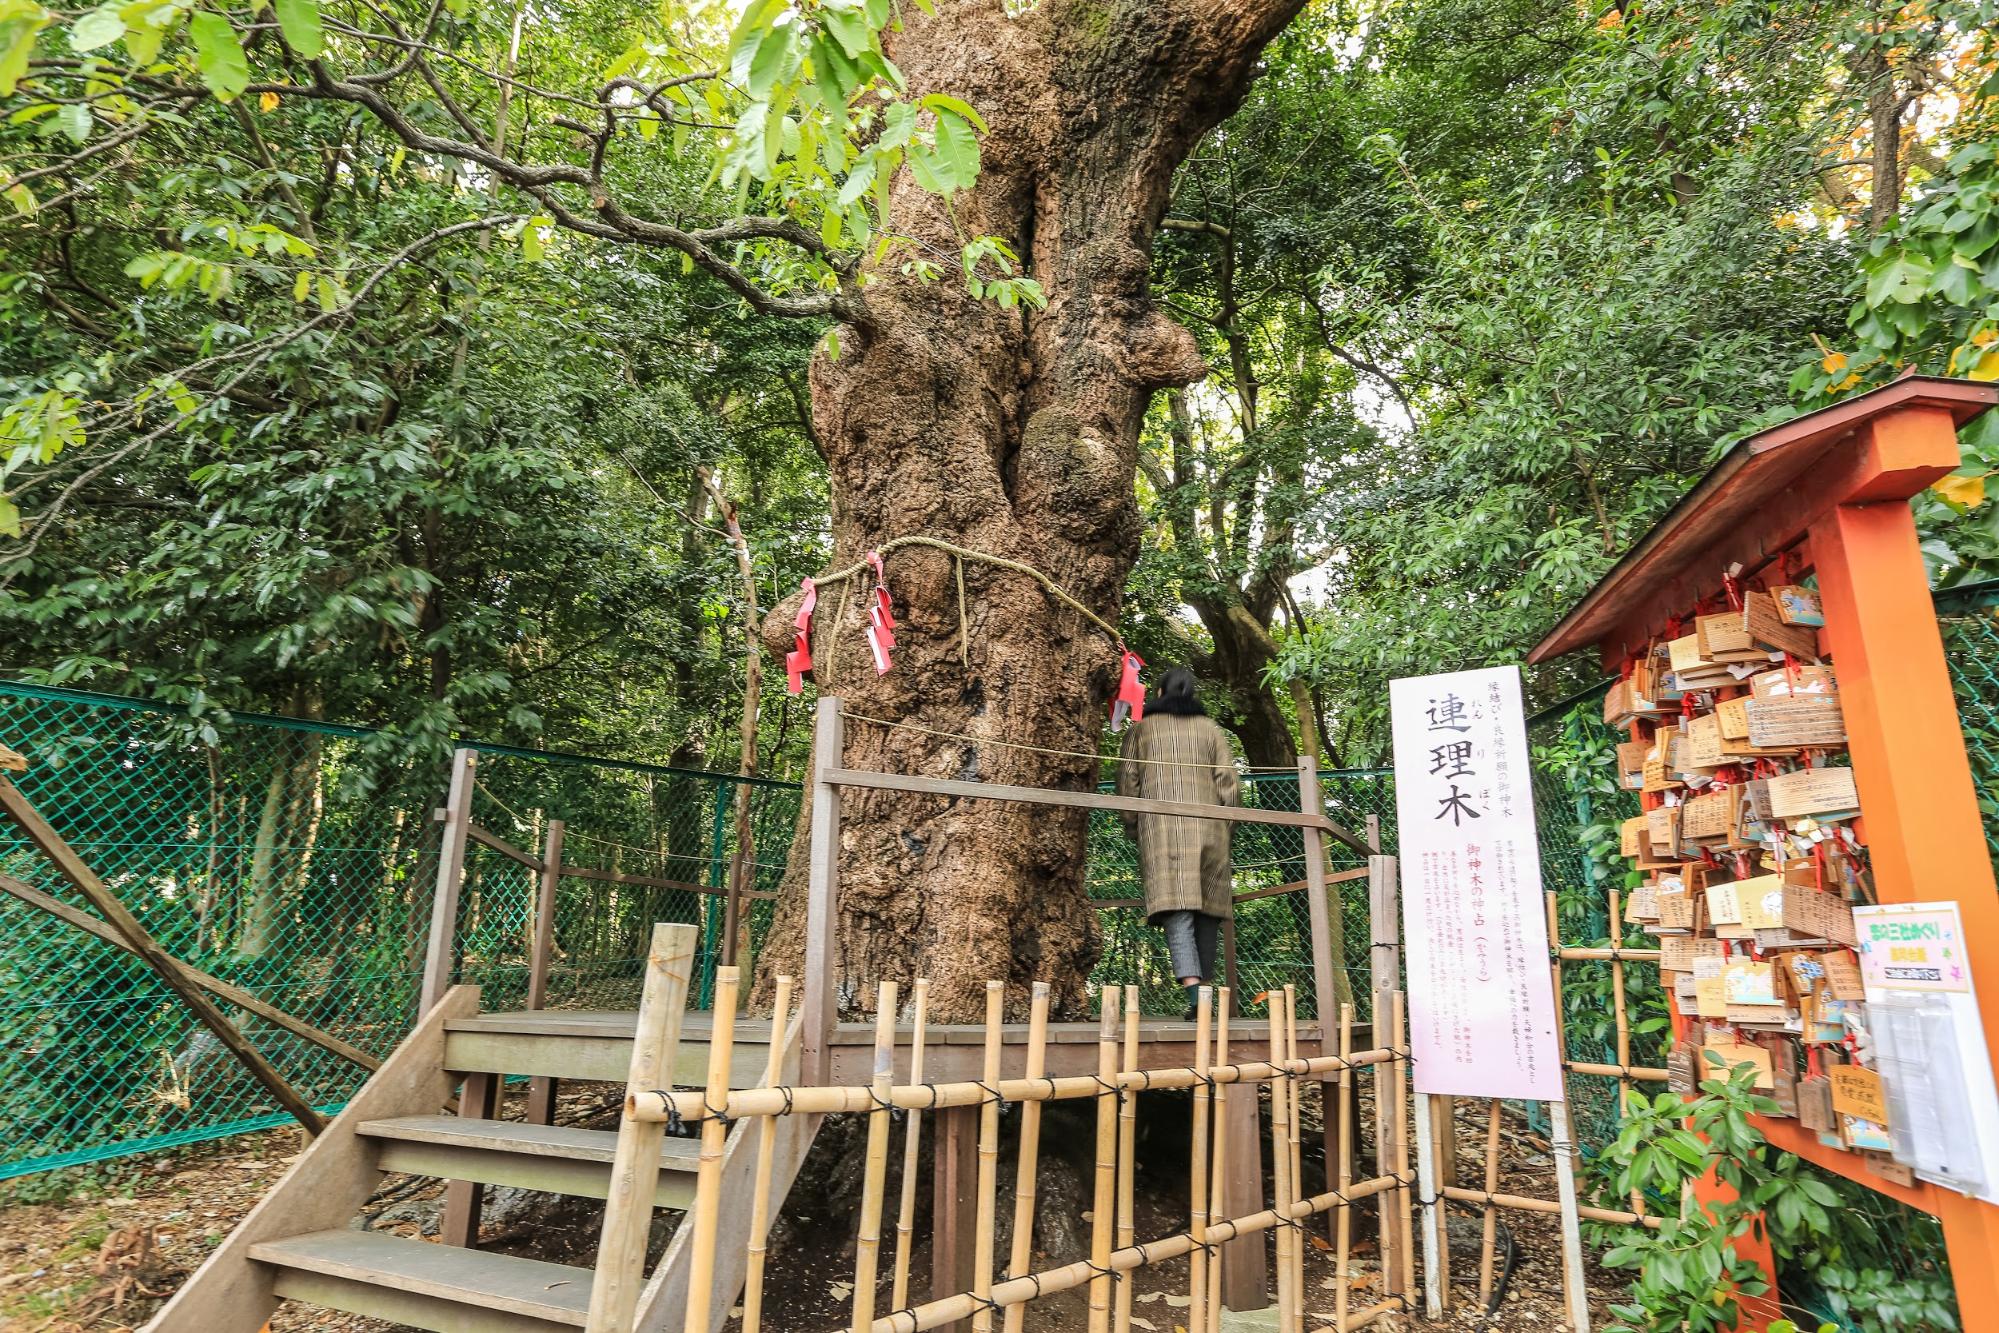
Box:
[1806, 406, 1999, 1330]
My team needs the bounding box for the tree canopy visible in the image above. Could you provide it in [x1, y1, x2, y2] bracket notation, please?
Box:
[3, 0, 1996, 777]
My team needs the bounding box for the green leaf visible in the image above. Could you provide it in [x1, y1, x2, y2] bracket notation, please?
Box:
[117, 0, 178, 63]
[821, 4, 869, 59]
[836, 158, 874, 209]
[68, 5, 125, 50]
[3, 180, 34, 215]
[272, 0, 320, 58]
[746, 22, 795, 100]
[292, 268, 310, 301]
[932, 107, 978, 193]
[53, 101, 90, 142]
[189, 10, 249, 101]
[920, 92, 987, 133]
[0, 0, 53, 96]
[520, 213, 550, 261]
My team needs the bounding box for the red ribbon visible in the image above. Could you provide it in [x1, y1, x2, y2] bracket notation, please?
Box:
[786, 578, 817, 695]
[1110, 645, 1146, 733]
[865, 552, 896, 675]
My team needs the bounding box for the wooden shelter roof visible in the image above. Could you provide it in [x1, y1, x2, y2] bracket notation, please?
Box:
[1525, 375, 1999, 665]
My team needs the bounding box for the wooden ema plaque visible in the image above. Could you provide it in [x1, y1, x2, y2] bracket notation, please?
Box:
[1617, 738, 1649, 790]
[1683, 713, 1726, 769]
[1698, 611, 1769, 663]
[1752, 664, 1837, 699]
[1747, 696, 1848, 749]
[1743, 590, 1820, 659]
[1620, 815, 1646, 858]
[1766, 765, 1859, 820]
[1780, 884, 1859, 948]
[1679, 788, 1733, 841]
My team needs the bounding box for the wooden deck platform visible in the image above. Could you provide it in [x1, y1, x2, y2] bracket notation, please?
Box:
[445, 1008, 1342, 1086]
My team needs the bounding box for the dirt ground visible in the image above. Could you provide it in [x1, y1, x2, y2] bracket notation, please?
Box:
[0, 1085, 1628, 1332]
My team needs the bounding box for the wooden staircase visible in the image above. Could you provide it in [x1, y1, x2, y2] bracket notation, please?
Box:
[146, 925, 813, 1333]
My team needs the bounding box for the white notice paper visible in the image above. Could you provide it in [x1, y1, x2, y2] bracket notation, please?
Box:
[1390, 665, 1565, 1101]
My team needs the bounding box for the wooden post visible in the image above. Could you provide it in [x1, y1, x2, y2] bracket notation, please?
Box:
[932, 1103, 979, 1333]
[1412, 1083, 1442, 1319]
[1367, 854, 1407, 1296]
[526, 817, 565, 1126]
[1607, 888, 1641, 1216]
[680, 963, 742, 1333]
[0, 779, 328, 1136]
[1809, 434, 1999, 1323]
[852, 982, 900, 1333]
[894, 978, 932, 1314]
[1218, 990, 1268, 1312]
[442, 1070, 501, 1247]
[803, 699, 843, 1084]
[1002, 982, 1052, 1333]
[973, 982, 1005, 1333]
[1297, 762, 1345, 1226]
[421, 747, 477, 1017]
[584, 922, 696, 1333]
[743, 975, 794, 1333]
[1548, 1093, 1591, 1333]
[1087, 985, 1120, 1333]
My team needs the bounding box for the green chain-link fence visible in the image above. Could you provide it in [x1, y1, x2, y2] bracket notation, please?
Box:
[0, 677, 1405, 1179]
[0, 682, 775, 1180]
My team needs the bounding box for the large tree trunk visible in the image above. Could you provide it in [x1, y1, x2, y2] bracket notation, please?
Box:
[758, 0, 1304, 1022]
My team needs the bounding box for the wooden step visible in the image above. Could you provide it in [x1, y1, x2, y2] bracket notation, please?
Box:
[360, 1114, 700, 1209]
[443, 1010, 770, 1085]
[249, 1229, 591, 1331]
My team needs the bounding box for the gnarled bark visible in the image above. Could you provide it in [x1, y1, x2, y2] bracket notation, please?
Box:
[756, 0, 1306, 1022]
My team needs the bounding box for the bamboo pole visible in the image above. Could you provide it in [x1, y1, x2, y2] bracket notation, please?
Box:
[1284, 986, 1306, 1329]
[893, 978, 933, 1313]
[1437, 1184, 1662, 1229]
[1112, 986, 1141, 1333]
[680, 963, 740, 1333]
[1003, 982, 1052, 1333]
[742, 974, 795, 1333]
[1270, 990, 1298, 1333]
[1608, 889, 1643, 1218]
[1335, 1003, 1353, 1333]
[868, 1178, 1400, 1333]
[1087, 986, 1121, 1333]
[1476, 1099, 1502, 1309]
[973, 981, 1005, 1333]
[853, 982, 902, 1333]
[1188, 985, 1213, 1333]
[1206, 989, 1231, 1333]
[1391, 992, 1416, 1310]
[628, 1049, 1397, 1123]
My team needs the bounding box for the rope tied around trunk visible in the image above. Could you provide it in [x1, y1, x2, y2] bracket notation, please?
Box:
[809, 536, 1121, 686]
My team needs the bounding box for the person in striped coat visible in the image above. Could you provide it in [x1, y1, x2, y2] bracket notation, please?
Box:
[1115, 667, 1240, 1019]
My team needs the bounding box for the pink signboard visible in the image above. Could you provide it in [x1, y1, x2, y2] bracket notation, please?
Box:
[1389, 665, 1565, 1102]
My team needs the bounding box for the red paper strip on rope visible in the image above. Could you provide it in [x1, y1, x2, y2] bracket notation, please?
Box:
[786, 578, 817, 694]
[866, 551, 896, 675]
[1110, 645, 1146, 733]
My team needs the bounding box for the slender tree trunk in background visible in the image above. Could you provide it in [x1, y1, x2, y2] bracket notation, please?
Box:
[239, 755, 291, 958]
[759, 0, 1306, 1022]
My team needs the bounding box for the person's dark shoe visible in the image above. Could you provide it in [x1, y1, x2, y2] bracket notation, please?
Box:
[1183, 984, 1201, 1022]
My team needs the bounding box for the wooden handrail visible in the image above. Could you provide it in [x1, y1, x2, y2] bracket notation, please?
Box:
[824, 767, 1368, 851]
[467, 821, 543, 870]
